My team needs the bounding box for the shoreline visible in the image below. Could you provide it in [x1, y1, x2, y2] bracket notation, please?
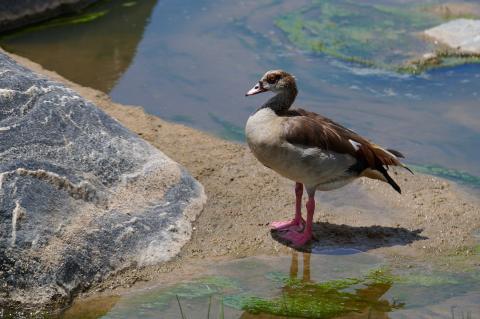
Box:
[4, 50, 480, 310]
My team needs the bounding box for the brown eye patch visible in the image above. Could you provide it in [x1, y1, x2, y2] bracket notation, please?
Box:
[266, 73, 280, 84]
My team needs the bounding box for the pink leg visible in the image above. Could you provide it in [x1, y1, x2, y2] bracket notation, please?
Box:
[271, 183, 305, 231]
[283, 194, 315, 247]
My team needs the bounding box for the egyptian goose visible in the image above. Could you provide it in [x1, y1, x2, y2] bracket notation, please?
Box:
[245, 70, 411, 246]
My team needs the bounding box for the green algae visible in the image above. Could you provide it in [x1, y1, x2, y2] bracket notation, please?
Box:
[239, 269, 401, 318]
[398, 50, 480, 74]
[474, 244, 480, 255]
[0, 11, 109, 40]
[122, 1, 137, 7]
[410, 164, 480, 187]
[274, 0, 480, 74]
[57, 11, 108, 25]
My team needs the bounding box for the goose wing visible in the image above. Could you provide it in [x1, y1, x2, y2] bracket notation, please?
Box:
[280, 108, 410, 193]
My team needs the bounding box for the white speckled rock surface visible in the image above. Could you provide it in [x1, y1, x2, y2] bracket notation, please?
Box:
[0, 52, 205, 309]
[425, 19, 480, 54]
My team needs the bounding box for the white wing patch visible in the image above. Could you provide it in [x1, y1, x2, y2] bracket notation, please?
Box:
[349, 139, 362, 151]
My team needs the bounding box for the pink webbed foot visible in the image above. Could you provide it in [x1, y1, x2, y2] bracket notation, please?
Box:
[271, 219, 305, 232]
[275, 190, 316, 247]
[281, 230, 313, 247]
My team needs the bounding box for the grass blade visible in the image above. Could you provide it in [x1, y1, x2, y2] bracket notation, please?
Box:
[176, 295, 186, 319]
[207, 295, 212, 319]
[219, 295, 225, 319]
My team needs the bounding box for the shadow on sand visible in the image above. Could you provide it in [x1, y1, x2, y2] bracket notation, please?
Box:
[271, 221, 427, 253]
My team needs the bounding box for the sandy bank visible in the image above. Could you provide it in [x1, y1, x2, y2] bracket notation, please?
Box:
[5, 51, 480, 299]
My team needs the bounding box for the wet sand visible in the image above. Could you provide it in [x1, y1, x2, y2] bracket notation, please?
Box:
[5, 50, 480, 302]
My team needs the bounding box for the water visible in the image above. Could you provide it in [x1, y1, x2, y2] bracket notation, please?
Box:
[1, 0, 480, 186]
[59, 252, 480, 319]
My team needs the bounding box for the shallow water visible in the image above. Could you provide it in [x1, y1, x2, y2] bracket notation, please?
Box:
[1, 0, 480, 186]
[59, 252, 480, 319]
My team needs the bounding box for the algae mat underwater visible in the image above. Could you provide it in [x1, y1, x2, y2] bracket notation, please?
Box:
[275, 0, 480, 73]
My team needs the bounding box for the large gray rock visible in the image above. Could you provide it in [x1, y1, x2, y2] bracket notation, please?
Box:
[0, 0, 98, 33]
[0, 52, 205, 309]
[424, 19, 480, 54]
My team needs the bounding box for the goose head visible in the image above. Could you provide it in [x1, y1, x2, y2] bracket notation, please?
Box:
[245, 70, 297, 96]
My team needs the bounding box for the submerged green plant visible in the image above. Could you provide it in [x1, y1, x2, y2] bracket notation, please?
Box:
[240, 269, 403, 318]
[398, 50, 480, 74]
[122, 1, 137, 7]
[475, 245, 480, 255]
[274, 0, 480, 74]
[57, 11, 108, 25]
[4, 10, 109, 38]
[0, 11, 109, 40]
[410, 164, 480, 188]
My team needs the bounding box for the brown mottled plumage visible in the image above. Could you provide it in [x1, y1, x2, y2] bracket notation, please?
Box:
[280, 108, 408, 172]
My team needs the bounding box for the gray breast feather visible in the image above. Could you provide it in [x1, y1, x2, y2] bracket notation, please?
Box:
[291, 143, 356, 177]
[253, 141, 357, 188]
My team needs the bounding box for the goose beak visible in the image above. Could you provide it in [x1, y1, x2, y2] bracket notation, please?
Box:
[246, 82, 267, 96]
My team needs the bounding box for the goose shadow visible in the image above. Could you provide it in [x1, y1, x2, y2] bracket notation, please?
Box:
[271, 221, 427, 253]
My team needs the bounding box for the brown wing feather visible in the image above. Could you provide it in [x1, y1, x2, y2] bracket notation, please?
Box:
[280, 108, 402, 169]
